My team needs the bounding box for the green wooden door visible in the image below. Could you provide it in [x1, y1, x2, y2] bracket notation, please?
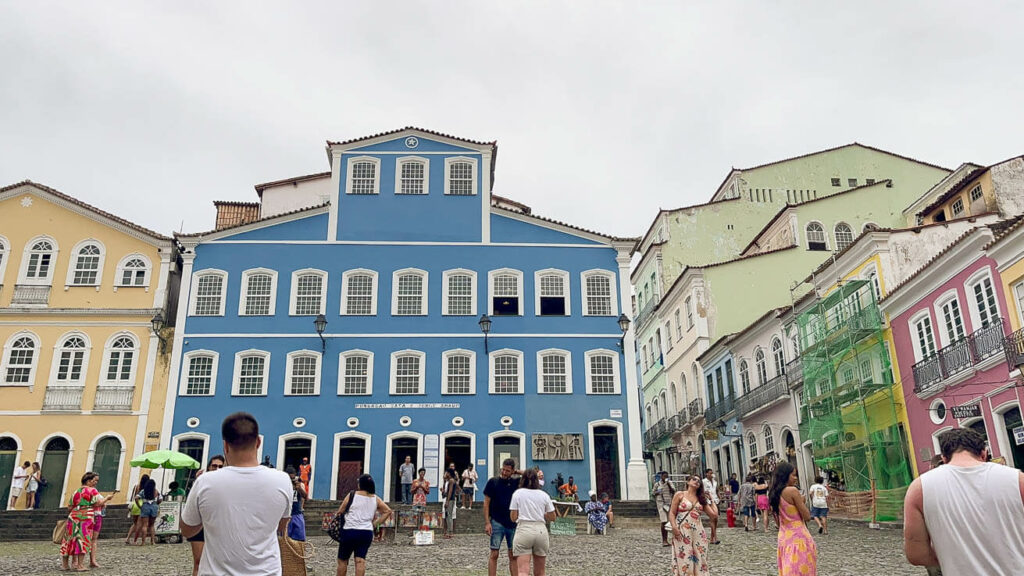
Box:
[93, 437, 121, 492]
[40, 437, 70, 509]
[0, 436, 17, 507]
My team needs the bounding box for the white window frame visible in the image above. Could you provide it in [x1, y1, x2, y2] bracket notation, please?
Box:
[488, 268, 524, 316]
[289, 268, 328, 316]
[345, 156, 381, 195]
[969, 185, 984, 203]
[739, 360, 750, 394]
[909, 310, 938, 363]
[674, 309, 683, 340]
[1013, 280, 1024, 328]
[443, 156, 478, 196]
[238, 268, 278, 316]
[114, 254, 152, 288]
[392, 268, 429, 316]
[179, 350, 220, 396]
[231, 349, 271, 396]
[394, 156, 430, 195]
[65, 239, 106, 287]
[442, 269, 477, 316]
[580, 269, 618, 316]
[763, 426, 775, 453]
[536, 348, 572, 394]
[338, 350, 374, 396]
[488, 349, 524, 394]
[685, 296, 694, 329]
[805, 222, 828, 250]
[18, 235, 58, 285]
[585, 349, 621, 395]
[441, 349, 476, 395]
[49, 332, 91, 387]
[771, 337, 785, 376]
[833, 223, 854, 252]
[340, 269, 378, 316]
[862, 266, 882, 302]
[754, 347, 767, 385]
[189, 269, 228, 316]
[664, 322, 674, 350]
[534, 268, 570, 316]
[1, 331, 41, 387]
[951, 198, 965, 217]
[100, 332, 139, 387]
[390, 350, 426, 395]
[0, 235, 9, 286]
[932, 290, 966, 347]
[747, 433, 758, 459]
[965, 268, 1002, 330]
[285, 350, 322, 396]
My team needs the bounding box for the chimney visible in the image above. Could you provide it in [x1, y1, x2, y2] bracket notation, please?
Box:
[213, 201, 261, 230]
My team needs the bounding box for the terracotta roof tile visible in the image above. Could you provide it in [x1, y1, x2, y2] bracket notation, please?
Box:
[0, 180, 171, 242]
[254, 171, 331, 197]
[327, 126, 496, 148]
[739, 142, 951, 174]
[491, 204, 637, 243]
[915, 168, 987, 218]
[178, 202, 329, 239]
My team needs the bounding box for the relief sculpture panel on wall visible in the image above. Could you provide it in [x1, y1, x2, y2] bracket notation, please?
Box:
[531, 433, 584, 460]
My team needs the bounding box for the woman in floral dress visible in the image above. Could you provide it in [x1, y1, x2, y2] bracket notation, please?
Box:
[60, 472, 106, 572]
[584, 491, 608, 534]
[669, 475, 711, 576]
[769, 462, 817, 576]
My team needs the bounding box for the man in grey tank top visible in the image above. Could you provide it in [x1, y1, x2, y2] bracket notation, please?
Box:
[904, 428, 1024, 575]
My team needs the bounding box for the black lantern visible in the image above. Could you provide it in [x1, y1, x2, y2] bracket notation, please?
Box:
[617, 313, 631, 349]
[478, 313, 491, 353]
[314, 314, 328, 352]
[150, 312, 168, 353]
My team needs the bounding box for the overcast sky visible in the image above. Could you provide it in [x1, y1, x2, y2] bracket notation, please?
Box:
[2, 2, 1023, 239]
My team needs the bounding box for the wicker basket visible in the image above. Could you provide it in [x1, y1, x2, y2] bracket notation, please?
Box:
[279, 536, 313, 576]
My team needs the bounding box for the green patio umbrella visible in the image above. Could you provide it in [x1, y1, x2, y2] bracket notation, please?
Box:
[130, 450, 201, 470]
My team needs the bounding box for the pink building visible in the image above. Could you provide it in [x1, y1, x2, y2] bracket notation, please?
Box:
[881, 224, 1024, 474]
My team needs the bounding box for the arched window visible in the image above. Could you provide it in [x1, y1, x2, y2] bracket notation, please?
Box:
[2, 333, 39, 385]
[21, 238, 56, 283]
[291, 269, 327, 316]
[116, 255, 150, 287]
[340, 350, 374, 395]
[739, 360, 751, 394]
[489, 350, 523, 394]
[342, 270, 378, 316]
[805, 223, 827, 251]
[441, 350, 474, 395]
[763, 426, 775, 453]
[391, 350, 426, 394]
[748, 433, 758, 459]
[646, 403, 653, 426]
[232, 350, 270, 396]
[393, 269, 428, 316]
[538, 349, 571, 394]
[754, 348, 767, 386]
[771, 338, 785, 376]
[104, 335, 138, 385]
[536, 269, 569, 316]
[70, 243, 103, 286]
[396, 157, 428, 195]
[834, 223, 854, 252]
[445, 157, 477, 196]
[0, 236, 8, 281]
[54, 335, 88, 385]
[286, 351, 321, 395]
[93, 436, 121, 492]
[585, 349, 619, 394]
[347, 157, 380, 195]
[442, 270, 475, 316]
[181, 351, 219, 396]
[653, 398, 661, 421]
[240, 269, 277, 316]
[191, 270, 227, 316]
[582, 270, 616, 316]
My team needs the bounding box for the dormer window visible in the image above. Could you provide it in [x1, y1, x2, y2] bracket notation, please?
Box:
[444, 157, 477, 196]
[346, 157, 380, 195]
[396, 157, 429, 195]
[805, 222, 828, 251]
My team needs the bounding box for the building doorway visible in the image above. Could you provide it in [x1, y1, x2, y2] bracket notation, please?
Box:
[783, 430, 797, 470]
[93, 437, 121, 492]
[1003, 407, 1024, 472]
[967, 418, 989, 448]
[593, 425, 621, 499]
[390, 437, 419, 503]
[337, 437, 366, 499]
[491, 435, 522, 477]
[175, 438, 206, 491]
[40, 437, 70, 509]
[0, 436, 18, 507]
[282, 438, 312, 477]
[443, 435, 472, 477]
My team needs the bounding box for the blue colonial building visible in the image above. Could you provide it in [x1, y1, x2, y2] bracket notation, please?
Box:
[698, 337, 745, 483]
[159, 128, 647, 502]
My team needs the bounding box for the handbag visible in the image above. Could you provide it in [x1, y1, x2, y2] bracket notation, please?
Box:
[52, 518, 68, 545]
[278, 536, 314, 576]
[326, 490, 356, 542]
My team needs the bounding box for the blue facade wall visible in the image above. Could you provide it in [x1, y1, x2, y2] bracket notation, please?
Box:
[491, 215, 603, 245]
[220, 213, 329, 242]
[702, 354, 745, 479]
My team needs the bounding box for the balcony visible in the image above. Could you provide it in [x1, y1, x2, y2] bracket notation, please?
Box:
[644, 417, 668, 448]
[669, 409, 688, 431]
[687, 397, 704, 422]
[635, 293, 660, 331]
[704, 395, 735, 424]
[42, 386, 83, 411]
[1004, 327, 1024, 369]
[913, 320, 1007, 394]
[736, 373, 791, 417]
[785, 356, 803, 385]
[11, 284, 50, 306]
[94, 385, 134, 411]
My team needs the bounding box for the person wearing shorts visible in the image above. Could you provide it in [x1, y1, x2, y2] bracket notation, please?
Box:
[510, 468, 557, 576]
[336, 474, 391, 576]
[484, 458, 521, 576]
[809, 476, 829, 535]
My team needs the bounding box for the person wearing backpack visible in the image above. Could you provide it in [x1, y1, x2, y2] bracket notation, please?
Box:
[808, 475, 829, 535]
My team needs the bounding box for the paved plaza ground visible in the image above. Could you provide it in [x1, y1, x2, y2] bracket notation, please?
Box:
[1, 521, 923, 576]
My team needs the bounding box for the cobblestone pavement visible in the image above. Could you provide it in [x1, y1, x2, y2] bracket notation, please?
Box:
[1, 521, 924, 576]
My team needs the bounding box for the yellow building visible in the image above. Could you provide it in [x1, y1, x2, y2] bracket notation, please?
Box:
[990, 218, 1024, 334]
[915, 155, 1024, 226]
[0, 181, 176, 509]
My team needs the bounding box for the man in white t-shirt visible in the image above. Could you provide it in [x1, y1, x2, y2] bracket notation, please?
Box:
[9, 461, 30, 510]
[808, 476, 829, 535]
[182, 412, 292, 576]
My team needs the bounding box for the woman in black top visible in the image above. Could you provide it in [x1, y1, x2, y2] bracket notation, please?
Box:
[754, 475, 770, 532]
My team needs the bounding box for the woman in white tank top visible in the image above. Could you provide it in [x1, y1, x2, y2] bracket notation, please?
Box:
[337, 474, 393, 576]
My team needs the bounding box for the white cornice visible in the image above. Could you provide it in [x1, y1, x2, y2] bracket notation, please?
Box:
[879, 230, 992, 318]
[0, 307, 162, 316]
[1, 185, 173, 248]
[328, 129, 493, 155]
[989, 224, 1024, 272]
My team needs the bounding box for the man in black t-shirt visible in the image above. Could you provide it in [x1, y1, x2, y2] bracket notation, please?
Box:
[484, 458, 520, 576]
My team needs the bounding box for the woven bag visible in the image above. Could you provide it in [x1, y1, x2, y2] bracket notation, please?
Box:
[52, 519, 68, 545]
[278, 536, 314, 576]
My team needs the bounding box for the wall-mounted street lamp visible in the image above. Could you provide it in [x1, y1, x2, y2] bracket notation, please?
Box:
[617, 313, 631, 350]
[314, 314, 328, 353]
[478, 313, 492, 354]
[150, 312, 168, 354]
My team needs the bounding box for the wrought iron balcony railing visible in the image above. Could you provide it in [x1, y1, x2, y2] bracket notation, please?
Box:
[687, 397, 704, 421]
[1004, 327, 1024, 370]
[635, 293, 661, 331]
[736, 373, 790, 417]
[12, 284, 50, 306]
[703, 395, 735, 424]
[42, 386, 83, 411]
[913, 319, 1007, 394]
[784, 357, 803, 385]
[94, 385, 134, 411]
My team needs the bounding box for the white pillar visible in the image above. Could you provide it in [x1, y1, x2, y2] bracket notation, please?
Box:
[158, 247, 196, 485]
[616, 249, 649, 500]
